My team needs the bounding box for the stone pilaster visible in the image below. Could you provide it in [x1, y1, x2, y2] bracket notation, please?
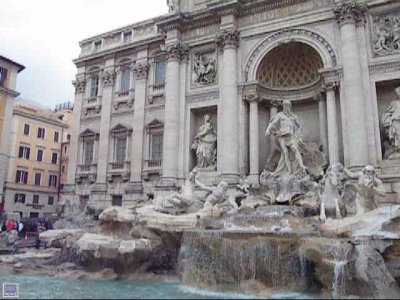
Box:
[160, 42, 188, 187]
[126, 59, 149, 194]
[216, 29, 240, 183]
[65, 76, 86, 194]
[245, 94, 260, 185]
[94, 66, 115, 194]
[315, 93, 329, 158]
[325, 82, 340, 164]
[334, 2, 369, 167]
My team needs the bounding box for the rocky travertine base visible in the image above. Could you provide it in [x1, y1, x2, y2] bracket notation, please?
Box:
[0, 204, 399, 298]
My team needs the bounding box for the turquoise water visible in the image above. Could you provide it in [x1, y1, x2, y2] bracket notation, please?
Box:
[0, 269, 317, 299]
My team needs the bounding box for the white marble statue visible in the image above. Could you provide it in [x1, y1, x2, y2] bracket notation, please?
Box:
[343, 165, 386, 216]
[195, 177, 229, 213]
[265, 100, 307, 176]
[381, 87, 400, 159]
[191, 114, 217, 169]
[154, 170, 203, 214]
[320, 163, 349, 221]
[167, 0, 179, 13]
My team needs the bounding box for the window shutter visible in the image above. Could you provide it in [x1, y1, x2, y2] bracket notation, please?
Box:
[15, 171, 20, 183]
[18, 147, 23, 158]
[26, 148, 30, 159]
[24, 172, 28, 184]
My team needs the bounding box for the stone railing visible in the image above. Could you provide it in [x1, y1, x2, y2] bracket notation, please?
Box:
[145, 159, 162, 169]
[109, 161, 130, 170]
[152, 83, 165, 93]
[76, 164, 97, 184]
[107, 161, 131, 182]
[78, 164, 97, 173]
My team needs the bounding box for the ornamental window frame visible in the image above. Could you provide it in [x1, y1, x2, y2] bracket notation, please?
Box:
[79, 129, 99, 166]
[110, 124, 132, 163]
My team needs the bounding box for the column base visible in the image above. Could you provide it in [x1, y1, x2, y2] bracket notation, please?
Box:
[219, 173, 240, 185]
[125, 181, 143, 194]
[91, 183, 108, 193]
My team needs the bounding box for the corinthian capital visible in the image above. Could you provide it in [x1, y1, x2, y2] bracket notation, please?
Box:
[216, 29, 240, 50]
[73, 78, 86, 94]
[133, 62, 150, 80]
[333, 2, 367, 25]
[165, 42, 189, 61]
[101, 69, 116, 87]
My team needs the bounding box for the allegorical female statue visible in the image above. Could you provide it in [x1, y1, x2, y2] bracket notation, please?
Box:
[191, 114, 217, 169]
[381, 86, 400, 159]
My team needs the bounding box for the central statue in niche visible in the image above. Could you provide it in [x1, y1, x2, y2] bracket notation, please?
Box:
[191, 114, 217, 170]
[265, 100, 307, 175]
[261, 100, 326, 204]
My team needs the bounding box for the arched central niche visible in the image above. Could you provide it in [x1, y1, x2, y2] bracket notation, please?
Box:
[256, 42, 323, 90]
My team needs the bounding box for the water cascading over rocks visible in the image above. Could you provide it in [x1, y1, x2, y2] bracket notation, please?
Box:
[178, 230, 311, 291]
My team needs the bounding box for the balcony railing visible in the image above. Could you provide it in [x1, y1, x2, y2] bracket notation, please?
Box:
[109, 161, 130, 170]
[152, 83, 165, 93]
[145, 159, 162, 169]
[78, 164, 97, 173]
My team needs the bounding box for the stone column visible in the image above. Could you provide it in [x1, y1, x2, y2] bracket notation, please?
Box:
[246, 95, 260, 184]
[334, 2, 369, 167]
[216, 29, 240, 183]
[65, 76, 86, 190]
[267, 100, 279, 161]
[160, 43, 186, 186]
[316, 94, 329, 157]
[126, 60, 149, 195]
[325, 82, 340, 164]
[95, 67, 115, 187]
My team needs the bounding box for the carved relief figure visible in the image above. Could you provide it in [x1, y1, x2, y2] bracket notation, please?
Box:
[193, 53, 217, 86]
[195, 178, 229, 213]
[381, 87, 400, 159]
[373, 14, 400, 56]
[167, 0, 179, 13]
[343, 165, 386, 216]
[191, 114, 217, 169]
[265, 100, 307, 176]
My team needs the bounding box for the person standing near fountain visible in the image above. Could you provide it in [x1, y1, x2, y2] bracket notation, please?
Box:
[265, 100, 307, 175]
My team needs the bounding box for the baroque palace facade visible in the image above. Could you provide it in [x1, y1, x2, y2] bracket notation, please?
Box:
[64, 0, 400, 208]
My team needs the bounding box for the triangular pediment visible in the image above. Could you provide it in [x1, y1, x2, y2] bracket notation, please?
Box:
[146, 119, 164, 129]
[80, 128, 98, 138]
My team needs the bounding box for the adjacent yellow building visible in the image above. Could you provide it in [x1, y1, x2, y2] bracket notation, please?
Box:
[3, 102, 68, 218]
[0, 55, 25, 203]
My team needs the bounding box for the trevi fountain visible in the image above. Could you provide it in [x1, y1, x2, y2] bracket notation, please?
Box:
[2, 0, 400, 299]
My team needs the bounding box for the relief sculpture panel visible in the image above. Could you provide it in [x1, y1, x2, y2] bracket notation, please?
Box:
[372, 10, 400, 56]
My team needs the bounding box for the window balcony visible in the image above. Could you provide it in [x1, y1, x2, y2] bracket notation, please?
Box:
[107, 161, 130, 182]
[76, 164, 97, 184]
[142, 159, 162, 180]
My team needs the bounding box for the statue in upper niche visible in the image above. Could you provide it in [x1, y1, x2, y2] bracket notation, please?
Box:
[191, 114, 217, 170]
[381, 86, 400, 159]
[265, 100, 307, 176]
[167, 0, 180, 13]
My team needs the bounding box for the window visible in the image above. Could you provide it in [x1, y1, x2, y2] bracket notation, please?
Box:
[90, 76, 99, 98]
[34, 173, 41, 186]
[67, 134, 71, 141]
[51, 153, 58, 164]
[48, 174, 58, 187]
[37, 127, 45, 139]
[64, 145, 68, 154]
[61, 165, 66, 173]
[84, 140, 94, 165]
[151, 133, 163, 160]
[18, 146, 30, 159]
[115, 137, 126, 162]
[24, 124, 30, 135]
[15, 170, 28, 184]
[14, 193, 26, 204]
[48, 196, 54, 205]
[33, 195, 39, 205]
[54, 131, 59, 142]
[112, 195, 123, 206]
[37, 149, 43, 161]
[0, 67, 8, 86]
[123, 31, 132, 43]
[29, 212, 39, 218]
[155, 60, 166, 84]
[120, 68, 131, 92]
[94, 40, 102, 51]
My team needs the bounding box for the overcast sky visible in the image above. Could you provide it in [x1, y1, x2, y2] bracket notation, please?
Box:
[0, 0, 167, 108]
